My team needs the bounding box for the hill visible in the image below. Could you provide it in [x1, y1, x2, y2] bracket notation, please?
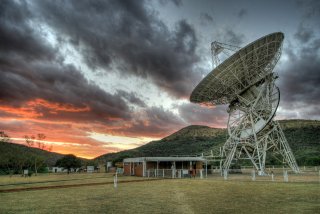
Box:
[0, 141, 64, 167]
[0, 140, 92, 174]
[96, 120, 320, 165]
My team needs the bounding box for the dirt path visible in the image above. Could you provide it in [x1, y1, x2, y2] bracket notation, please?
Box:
[0, 179, 161, 193]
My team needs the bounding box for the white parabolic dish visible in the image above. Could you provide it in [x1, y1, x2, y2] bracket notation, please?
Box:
[190, 32, 284, 105]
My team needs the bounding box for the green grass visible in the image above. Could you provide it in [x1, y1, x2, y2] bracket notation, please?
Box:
[0, 173, 319, 214]
[0, 173, 144, 190]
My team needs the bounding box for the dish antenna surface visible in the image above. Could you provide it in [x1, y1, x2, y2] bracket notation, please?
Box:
[190, 32, 299, 175]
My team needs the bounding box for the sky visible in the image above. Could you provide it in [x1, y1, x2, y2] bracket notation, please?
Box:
[0, 0, 319, 159]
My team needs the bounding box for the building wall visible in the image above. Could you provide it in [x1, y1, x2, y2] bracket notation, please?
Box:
[123, 163, 130, 175]
[145, 161, 203, 170]
[123, 160, 204, 177]
[196, 161, 203, 169]
[135, 164, 143, 177]
[123, 162, 143, 176]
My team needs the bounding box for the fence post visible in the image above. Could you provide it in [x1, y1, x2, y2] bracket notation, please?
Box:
[271, 172, 274, 182]
[113, 172, 118, 188]
[163, 169, 164, 178]
[252, 170, 256, 181]
[283, 170, 288, 182]
[223, 169, 228, 180]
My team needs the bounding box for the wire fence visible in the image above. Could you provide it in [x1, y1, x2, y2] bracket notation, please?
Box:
[144, 166, 320, 183]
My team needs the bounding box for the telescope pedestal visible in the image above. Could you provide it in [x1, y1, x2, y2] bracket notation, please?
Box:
[222, 121, 299, 174]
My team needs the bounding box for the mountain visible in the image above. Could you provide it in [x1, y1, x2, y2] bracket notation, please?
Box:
[96, 120, 320, 166]
[278, 120, 320, 165]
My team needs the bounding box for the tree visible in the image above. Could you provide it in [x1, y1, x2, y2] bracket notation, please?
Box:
[24, 135, 35, 147]
[24, 134, 47, 176]
[0, 131, 11, 143]
[56, 154, 81, 174]
[0, 132, 14, 176]
[37, 133, 46, 150]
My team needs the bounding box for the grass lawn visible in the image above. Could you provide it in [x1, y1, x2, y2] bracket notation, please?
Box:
[0, 173, 144, 190]
[0, 173, 319, 214]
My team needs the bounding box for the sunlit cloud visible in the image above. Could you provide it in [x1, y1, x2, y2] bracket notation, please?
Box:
[88, 132, 159, 149]
[0, 99, 90, 119]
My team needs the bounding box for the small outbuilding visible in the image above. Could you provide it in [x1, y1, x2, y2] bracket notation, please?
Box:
[123, 156, 207, 178]
[87, 166, 94, 173]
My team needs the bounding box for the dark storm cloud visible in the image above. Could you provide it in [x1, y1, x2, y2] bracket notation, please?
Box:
[200, 12, 214, 25]
[0, 0, 132, 123]
[278, 37, 320, 119]
[116, 90, 147, 108]
[277, 0, 320, 119]
[215, 28, 245, 46]
[224, 29, 245, 45]
[294, 24, 314, 43]
[0, 0, 55, 61]
[0, 60, 131, 122]
[30, 0, 200, 98]
[237, 8, 247, 19]
[159, 0, 183, 7]
[0, 0, 199, 138]
[297, 0, 320, 20]
[122, 106, 186, 137]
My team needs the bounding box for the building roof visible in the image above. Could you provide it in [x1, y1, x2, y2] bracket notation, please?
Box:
[123, 156, 206, 162]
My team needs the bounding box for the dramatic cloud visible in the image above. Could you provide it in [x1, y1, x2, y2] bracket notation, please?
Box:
[298, 0, 320, 20]
[0, 61, 131, 123]
[0, 0, 56, 61]
[33, 0, 201, 98]
[215, 28, 245, 46]
[294, 24, 314, 43]
[116, 90, 147, 108]
[200, 12, 214, 25]
[278, 37, 320, 119]
[121, 106, 186, 138]
[237, 8, 247, 19]
[1, 0, 319, 158]
[159, 0, 183, 7]
[0, 1, 131, 123]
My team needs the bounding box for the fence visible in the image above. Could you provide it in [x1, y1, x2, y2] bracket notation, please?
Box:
[209, 166, 320, 183]
[145, 166, 320, 183]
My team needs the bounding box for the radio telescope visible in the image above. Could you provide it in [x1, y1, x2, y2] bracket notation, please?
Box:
[190, 32, 299, 175]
